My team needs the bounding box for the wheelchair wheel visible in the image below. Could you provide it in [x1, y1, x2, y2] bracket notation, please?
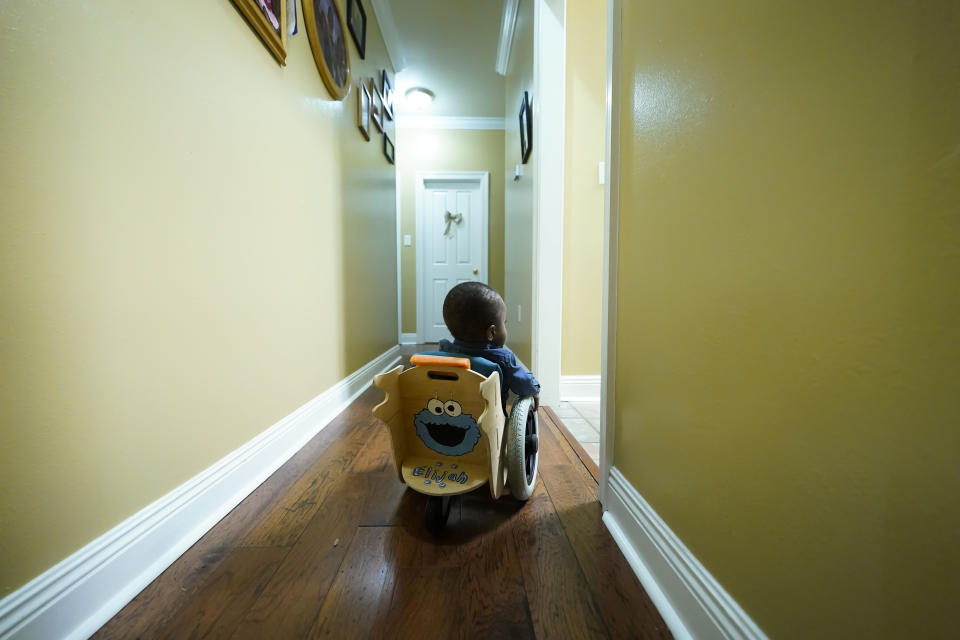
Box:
[425, 495, 453, 534]
[506, 396, 538, 500]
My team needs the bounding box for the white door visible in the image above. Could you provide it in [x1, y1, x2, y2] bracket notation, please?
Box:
[417, 172, 489, 343]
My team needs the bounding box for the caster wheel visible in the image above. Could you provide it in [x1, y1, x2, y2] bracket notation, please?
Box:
[425, 495, 453, 534]
[506, 396, 538, 500]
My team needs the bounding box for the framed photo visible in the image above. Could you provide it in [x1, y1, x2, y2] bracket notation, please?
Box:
[230, 0, 287, 65]
[356, 79, 371, 140]
[383, 132, 395, 164]
[380, 69, 394, 121]
[303, 0, 351, 100]
[519, 90, 533, 163]
[346, 0, 366, 59]
[370, 78, 384, 133]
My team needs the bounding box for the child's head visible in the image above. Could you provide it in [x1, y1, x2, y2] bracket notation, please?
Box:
[442, 282, 507, 346]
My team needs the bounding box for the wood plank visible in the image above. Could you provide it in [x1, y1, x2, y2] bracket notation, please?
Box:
[310, 527, 393, 640]
[231, 472, 371, 640]
[458, 494, 535, 639]
[91, 545, 232, 640]
[538, 416, 599, 499]
[541, 405, 600, 483]
[358, 468, 413, 526]
[383, 496, 463, 569]
[158, 546, 287, 640]
[538, 460, 673, 639]
[370, 567, 464, 640]
[511, 482, 609, 639]
[349, 418, 394, 474]
[240, 413, 374, 547]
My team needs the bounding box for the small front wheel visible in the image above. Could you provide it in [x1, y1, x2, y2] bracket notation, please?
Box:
[506, 396, 538, 500]
[425, 495, 453, 534]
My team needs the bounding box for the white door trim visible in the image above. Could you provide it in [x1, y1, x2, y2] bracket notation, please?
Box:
[531, 0, 566, 407]
[415, 171, 490, 344]
[396, 144, 404, 345]
[599, 0, 621, 506]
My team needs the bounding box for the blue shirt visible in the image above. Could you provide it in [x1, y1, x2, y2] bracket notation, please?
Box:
[438, 338, 540, 409]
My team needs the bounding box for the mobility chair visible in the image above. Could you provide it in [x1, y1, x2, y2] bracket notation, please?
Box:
[372, 353, 539, 533]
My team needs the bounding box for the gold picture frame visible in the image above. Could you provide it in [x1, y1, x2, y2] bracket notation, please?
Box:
[303, 0, 352, 100]
[231, 0, 287, 65]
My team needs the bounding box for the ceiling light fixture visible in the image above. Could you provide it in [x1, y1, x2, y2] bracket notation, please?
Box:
[404, 87, 435, 111]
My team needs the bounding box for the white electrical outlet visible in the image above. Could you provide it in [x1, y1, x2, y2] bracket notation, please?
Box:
[403, 234, 412, 246]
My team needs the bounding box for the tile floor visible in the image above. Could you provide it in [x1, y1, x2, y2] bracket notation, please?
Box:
[553, 400, 601, 465]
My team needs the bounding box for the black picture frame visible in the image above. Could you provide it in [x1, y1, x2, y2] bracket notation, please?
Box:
[347, 0, 367, 59]
[381, 69, 394, 121]
[519, 90, 533, 163]
[383, 132, 395, 164]
[370, 78, 384, 133]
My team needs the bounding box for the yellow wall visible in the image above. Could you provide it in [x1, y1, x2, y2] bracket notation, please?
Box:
[396, 127, 506, 335]
[0, 1, 397, 595]
[561, 0, 605, 376]
[503, 0, 535, 365]
[613, 1, 960, 638]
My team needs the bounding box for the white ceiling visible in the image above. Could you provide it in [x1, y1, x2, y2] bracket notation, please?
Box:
[384, 0, 506, 118]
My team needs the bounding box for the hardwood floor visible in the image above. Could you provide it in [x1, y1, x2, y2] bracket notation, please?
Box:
[93, 356, 671, 640]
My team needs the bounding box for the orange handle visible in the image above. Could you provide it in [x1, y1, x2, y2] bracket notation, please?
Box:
[410, 354, 471, 369]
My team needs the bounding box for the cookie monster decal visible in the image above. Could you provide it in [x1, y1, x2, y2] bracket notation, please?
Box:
[414, 398, 481, 456]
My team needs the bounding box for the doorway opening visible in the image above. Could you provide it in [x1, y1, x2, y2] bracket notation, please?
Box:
[415, 171, 490, 344]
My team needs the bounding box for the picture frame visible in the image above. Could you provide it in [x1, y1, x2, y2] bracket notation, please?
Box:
[230, 0, 287, 65]
[356, 79, 371, 141]
[381, 69, 394, 121]
[383, 132, 395, 164]
[370, 78, 384, 133]
[302, 0, 351, 100]
[519, 90, 533, 163]
[346, 0, 366, 59]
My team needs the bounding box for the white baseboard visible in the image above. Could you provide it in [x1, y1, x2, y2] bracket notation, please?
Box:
[0, 346, 401, 640]
[559, 375, 601, 401]
[399, 333, 418, 345]
[603, 467, 767, 640]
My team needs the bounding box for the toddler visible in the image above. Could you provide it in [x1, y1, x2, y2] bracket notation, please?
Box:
[438, 282, 540, 411]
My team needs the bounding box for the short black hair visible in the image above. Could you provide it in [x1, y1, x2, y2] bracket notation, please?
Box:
[442, 282, 505, 342]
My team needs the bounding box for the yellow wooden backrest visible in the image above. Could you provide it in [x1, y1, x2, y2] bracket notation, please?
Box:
[372, 362, 505, 498]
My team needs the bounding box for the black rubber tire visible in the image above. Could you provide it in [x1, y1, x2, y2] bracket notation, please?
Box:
[425, 495, 453, 534]
[506, 396, 538, 500]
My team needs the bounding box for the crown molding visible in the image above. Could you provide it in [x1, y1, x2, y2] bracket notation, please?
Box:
[367, 0, 405, 72]
[396, 116, 506, 130]
[495, 0, 520, 75]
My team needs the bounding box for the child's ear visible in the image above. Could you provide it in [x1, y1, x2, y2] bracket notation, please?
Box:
[485, 324, 496, 341]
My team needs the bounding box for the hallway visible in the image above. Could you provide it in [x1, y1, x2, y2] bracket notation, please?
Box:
[92, 350, 670, 639]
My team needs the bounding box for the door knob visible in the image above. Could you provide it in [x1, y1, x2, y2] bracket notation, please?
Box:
[473, 268, 479, 275]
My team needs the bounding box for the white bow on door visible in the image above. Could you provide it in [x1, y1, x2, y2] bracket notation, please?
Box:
[443, 211, 464, 237]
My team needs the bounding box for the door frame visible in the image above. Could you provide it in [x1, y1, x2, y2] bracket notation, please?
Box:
[415, 170, 490, 344]
[599, 0, 621, 506]
[530, 0, 566, 407]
